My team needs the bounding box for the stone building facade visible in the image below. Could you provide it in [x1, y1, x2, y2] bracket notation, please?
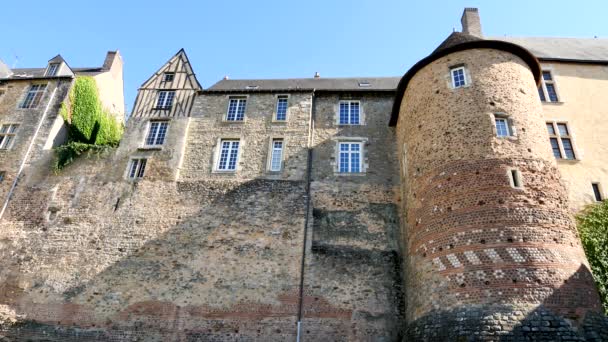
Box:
[1, 7, 608, 342]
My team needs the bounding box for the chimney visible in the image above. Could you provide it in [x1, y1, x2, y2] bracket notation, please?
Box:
[461, 8, 482, 37]
[314, 72, 320, 78]
[102, 51, 119, 71]
[0, 59, 11, 78]
[223, 75, 229, 80]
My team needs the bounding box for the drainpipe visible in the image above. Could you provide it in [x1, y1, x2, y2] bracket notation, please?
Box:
[0, 81, 60, 220]
[296, 89, 315, 342]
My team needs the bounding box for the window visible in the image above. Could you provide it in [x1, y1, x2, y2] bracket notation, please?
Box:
[451, 66, 467, 88]
[539, 71, 559, 102]
[226, 97, 246, 121]
[494, 114, 512, 137]
[128, 158, 147, 179]
[156, 90, 175, 109]
[592, 183, 603, 202]
[275, 96, 288, 121]
[546, 121, 575, 160]
[20, 84, 46, 109]
[145, 121, 169, 146]
[269, 139, 284, 171]
[0, 124, 18, 149]
[509, 169, 523, 189]
[217, 140, 240, 171]
[46, 63, 59, 76]
[339, 142, 362, 173]
[339, 101, 360, 125]
[162, 73, 175, 82]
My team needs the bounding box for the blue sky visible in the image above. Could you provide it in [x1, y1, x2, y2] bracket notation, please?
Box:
[3, 0, 608, 115]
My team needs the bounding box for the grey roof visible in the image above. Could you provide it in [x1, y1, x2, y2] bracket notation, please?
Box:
[493, 36, 608, 63]
[206, 77, 401, 92]
[5, 66, 102, 80]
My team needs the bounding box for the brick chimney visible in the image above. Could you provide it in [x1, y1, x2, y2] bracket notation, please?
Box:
[461, 8, 482, 37]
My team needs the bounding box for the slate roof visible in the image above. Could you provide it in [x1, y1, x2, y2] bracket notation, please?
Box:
[493, 36, 608, 63]
[7, 67, 103, 79]
[205, 77, 401, 92]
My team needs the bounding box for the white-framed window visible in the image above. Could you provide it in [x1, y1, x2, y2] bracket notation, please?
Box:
[156, 90, 175, 109]
[269, 139, 284, 172]
[162, 72, 175, 82]
[538, 71, 559, 102]
[226, 97, 247, 121]
[275, 96, 288, 121]
[508, 169, 523, 189]
[592, 183, 603, 202]
[127, 158, 147, 179]
[145, 121, 169, 146]
[493, 114, 512, 137]
[338, 142, 363, 173]
[546, 121, 575, 160]
[0, 124, 19, 149]
[20, 84, 46, 109]
[338, 100, 360, 125]
[450, 66, 467, 88]
[46, 63, 59, 76]
[216, 140, 240, 171]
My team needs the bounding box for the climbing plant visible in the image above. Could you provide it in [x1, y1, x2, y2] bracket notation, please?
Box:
[54, 76, 123, 171]
[577, 201, 608, 314]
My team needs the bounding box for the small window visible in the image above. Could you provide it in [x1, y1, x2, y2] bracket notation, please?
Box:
[547, 121, 575, 160]
[269, 139, 284, 172]
[539, 70, 559, 102]
[128, 159, 147, 179]
[226, 97, 246, 121]
[358, 81, 371, 87]
[20, 84, 46, 109]
[0, 124, 19, 149]
[509, 169, 523, 189]
[338, 100, 360, 125]
[592, 183, 603, 202]
[217, 140, 240, 171]
[46, 63, 59, 76]
[156, 91, 175, 109]
[245, 85, 259, 90]
[145, 121, 169, 146]
[451, 66, 467, 88]
[162, 73, 175, 82]
[0, 171, 5, 182]
[338, 142, 363, 173]
[494, 114, 512, 137]
[275, 96, 288, 121]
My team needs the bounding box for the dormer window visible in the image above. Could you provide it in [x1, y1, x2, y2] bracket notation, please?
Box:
[46, 63, 59, 76]
[358, 81, 371, 87]
[162, 73, 175, 82]
[245, 85, 259, 90]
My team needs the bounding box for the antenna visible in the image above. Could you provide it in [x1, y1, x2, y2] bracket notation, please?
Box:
[11, 52, 19, 69]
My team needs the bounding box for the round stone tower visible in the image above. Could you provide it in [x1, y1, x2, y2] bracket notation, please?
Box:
[390, 32, 606, 340]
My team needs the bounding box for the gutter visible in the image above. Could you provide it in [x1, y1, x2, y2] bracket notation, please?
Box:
[0, 81, 61, 220]
[296, 89, 315, 342]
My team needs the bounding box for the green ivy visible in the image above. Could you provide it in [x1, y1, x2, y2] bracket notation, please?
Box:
[577, 201, 608, 314]
[52, 142, 111, 172]
[54, 76, 123, 171]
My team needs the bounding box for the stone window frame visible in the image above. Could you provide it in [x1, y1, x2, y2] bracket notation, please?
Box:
[212, 138, 242, 173]
[331, 137, 369, 176]
[546, 120, 579, 161]
[224, 96, 248, 122]
[336, 99, 364, 126]
[538, 68, 562, 103]
[273, 94, 289, 122]
[266, 137, 285, 172]
[19, 83, 47, 109]
[143, 119, 170, 148]
[449, 65, 471, 89]
[126, 158, 147, 180]
[508, 168, 523, 189]
[492, 113, 516, 138]
[0, 123, 19, 150]
[592, 183, 603, 202]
